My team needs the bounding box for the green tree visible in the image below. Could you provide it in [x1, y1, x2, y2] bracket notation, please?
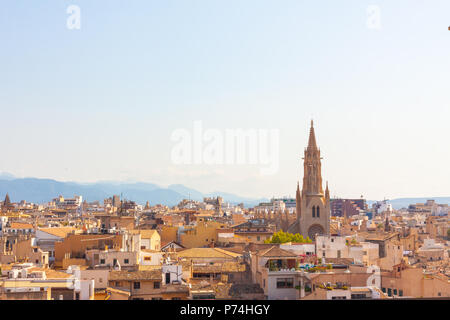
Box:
[266, 231, 311, 244]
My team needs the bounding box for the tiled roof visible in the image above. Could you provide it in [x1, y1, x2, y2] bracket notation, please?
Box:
[176, 248, 242, 259]
[193, 261, 246, 273]
[109, 270, 162, 281]
[139, 230, 159, 239]
[257, 246, 298, 258]
[9, 222, 33, 229]
[39, 227, 76, 238]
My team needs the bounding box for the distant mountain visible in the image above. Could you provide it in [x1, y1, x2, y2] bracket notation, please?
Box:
[0, 178, 266, 208]
[168, 184, 204, 201]
[0, 172, 15, 180]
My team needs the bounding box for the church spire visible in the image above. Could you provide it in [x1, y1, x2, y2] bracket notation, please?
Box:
[4, 193, 11, 206]
[307, 119, 318, 151]
[302, 120, 323, 195]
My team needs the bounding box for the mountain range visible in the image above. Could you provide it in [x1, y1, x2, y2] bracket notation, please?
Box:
[0, 174, 268, 207]
[0, 173, 449, 209]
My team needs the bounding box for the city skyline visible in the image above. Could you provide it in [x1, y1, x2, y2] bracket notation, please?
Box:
[0, 1, 449, 304]
[1, 1, 450, 200]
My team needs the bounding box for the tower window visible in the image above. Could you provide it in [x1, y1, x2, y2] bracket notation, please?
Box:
[317, 207, 320, 218]
[312, 206, 316, 218]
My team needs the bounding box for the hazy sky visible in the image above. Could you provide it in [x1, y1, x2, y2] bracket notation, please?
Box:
[1, 0, 450, 200]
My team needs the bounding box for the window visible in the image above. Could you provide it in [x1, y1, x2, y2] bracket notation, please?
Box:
[317, 207, 320, 218]
[351, 294, 367, 299]
[144, 256, 151, 261]
[382, 287, 386, 293]
[134, 282, 141, 289]
[393, 289, 397, 296]
[154, 282, 160, 289]
[257, 236, 261, 241]
[166, 273, 170, 284]
[124, 259, 129, 264]
[399, 290, 403, 297]
[276, 278, 294, 289]
[387, 288, 392, 296]
[75, 293, 80, 300]
[312, 206, 316, 218]
[100, 259, 105, 264]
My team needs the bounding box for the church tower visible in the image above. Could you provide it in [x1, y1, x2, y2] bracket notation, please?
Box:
[289, 121, 330, 239]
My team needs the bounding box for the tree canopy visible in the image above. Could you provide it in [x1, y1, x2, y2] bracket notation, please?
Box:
[264, 230, 312, 244]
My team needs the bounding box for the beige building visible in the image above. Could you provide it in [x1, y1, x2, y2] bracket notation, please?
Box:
[139, 230, 161, 251]
[179, 218, 228, 248]
[381, 262, 450, 298]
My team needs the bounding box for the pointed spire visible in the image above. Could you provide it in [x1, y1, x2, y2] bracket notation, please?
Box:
[307, 119, 318, 151]
[4, 193, 10, 205]
[384, 216, 390, 232]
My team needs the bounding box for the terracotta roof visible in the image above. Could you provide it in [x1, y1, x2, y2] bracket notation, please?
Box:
[161, 241, 185, 250]
[138, 265, 161, 271]
[39, 227, 76, 238]
[193, 261, 246, 273]
[9, 222, 34, 229]
[229, 284, 264, 296]
[324, 258, 354, 265]
[176, 248, 242, 259]
[139, 230, 160, 239]
[257, 246, 298, 258]
[109, 270, 162, 281]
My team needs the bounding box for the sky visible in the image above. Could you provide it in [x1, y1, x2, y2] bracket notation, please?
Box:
[0, 0, 450, 200]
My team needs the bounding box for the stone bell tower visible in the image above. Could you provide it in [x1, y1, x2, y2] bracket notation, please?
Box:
[289, 121, 330, 239]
